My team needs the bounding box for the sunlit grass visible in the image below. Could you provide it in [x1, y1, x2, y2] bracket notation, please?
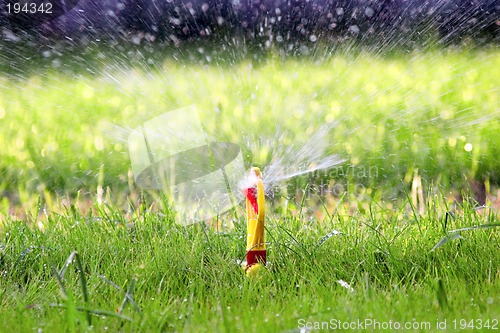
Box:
[0, 47, 499, 331]
[0, 49, 498, 213]
[0, 195, 499, 332]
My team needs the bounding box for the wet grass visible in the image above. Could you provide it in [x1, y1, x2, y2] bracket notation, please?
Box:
[0, 47, 499, 331]
[0, 196, 499, 332]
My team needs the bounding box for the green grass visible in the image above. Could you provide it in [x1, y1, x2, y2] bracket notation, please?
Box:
[0, 197, 499, 332]
[0, 46, 499, 331]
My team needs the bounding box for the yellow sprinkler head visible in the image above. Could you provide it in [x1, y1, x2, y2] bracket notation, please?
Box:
[251, 167, 261, 178]
[245, 263, 262, 278]
[242, 167, 266, 275]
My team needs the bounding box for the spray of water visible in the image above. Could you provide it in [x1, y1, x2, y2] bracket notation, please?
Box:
[260, 122, 345, 190]
[104, 106, 347, 224]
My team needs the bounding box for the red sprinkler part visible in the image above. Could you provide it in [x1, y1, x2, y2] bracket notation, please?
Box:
[244, 187, 259, 214]
[246, 249, 267, 267]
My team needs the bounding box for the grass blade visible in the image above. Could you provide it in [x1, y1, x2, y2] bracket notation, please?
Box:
[98, 275, 123, 291]
[317, 229, 342, 247]
[451, 223, 500, 233]
[74, 252, 92, 325]
[99, 275, 142, 314]
[118, 277, 141, 314]
[59, 251, 77, 279]
[49, 304, 133, 321]
[436, 279, 449, 311]
[431, 232, 463, 252]
[50, 261, 67, 299]
[431, 223, 500, 252]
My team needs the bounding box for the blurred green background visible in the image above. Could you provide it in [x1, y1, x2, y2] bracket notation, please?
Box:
[0, 45, 498, 214]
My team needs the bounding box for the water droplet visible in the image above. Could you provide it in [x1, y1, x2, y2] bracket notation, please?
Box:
[52, 59, 62, 68]
[348, 25, 360, 34]
[365, 7, 375, 18]
[3, 29, 20, 42]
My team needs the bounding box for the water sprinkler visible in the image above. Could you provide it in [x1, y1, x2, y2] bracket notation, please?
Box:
[242, 167, 266, 276]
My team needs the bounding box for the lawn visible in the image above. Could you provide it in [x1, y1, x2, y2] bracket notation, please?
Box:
[0, 45, 499, 332]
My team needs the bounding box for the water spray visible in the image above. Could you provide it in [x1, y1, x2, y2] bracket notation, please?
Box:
[125, 107, 344, 278]
[126, 106, 245, 224]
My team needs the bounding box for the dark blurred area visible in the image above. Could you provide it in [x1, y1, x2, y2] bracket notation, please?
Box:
[1, 0, 498, 48]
